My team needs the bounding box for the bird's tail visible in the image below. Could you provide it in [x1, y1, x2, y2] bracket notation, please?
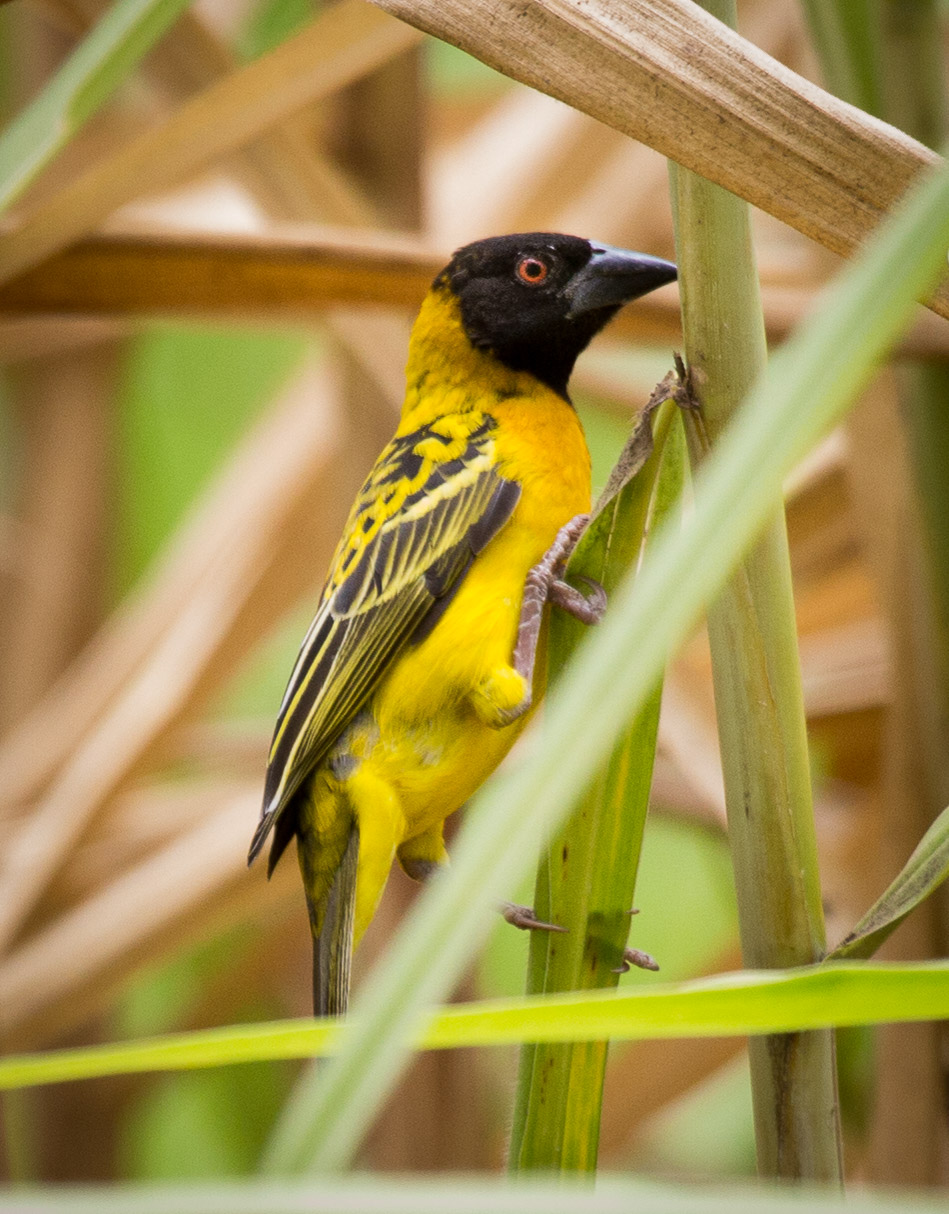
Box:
[312, 818, 360, 1016]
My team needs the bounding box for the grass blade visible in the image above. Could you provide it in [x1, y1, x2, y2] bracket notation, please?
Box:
[829, 804, 949, 960]
[2, 962, 949, 1090]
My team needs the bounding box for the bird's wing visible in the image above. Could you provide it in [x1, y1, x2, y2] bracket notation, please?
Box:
[248, 412, 520, 869]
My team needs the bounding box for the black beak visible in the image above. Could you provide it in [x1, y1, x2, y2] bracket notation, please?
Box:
[563, 244, 677, 318]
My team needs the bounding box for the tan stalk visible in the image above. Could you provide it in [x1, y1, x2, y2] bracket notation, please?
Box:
[0, 318, 125, 362]
[0, 347, 113, 729]
[0, 358, 337, 820]
[870, 3, 949, 1181]
[802, 0, 949, 1182]
[597, 944, 744, 1162]
[56, 0, 381, 225]
[0, 790, 301, 1049]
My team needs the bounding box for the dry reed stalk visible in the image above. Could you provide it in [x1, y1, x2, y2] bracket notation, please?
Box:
[596, 945, 745, 1162]
[60, 779, 259, 897]
[141, 8, 382, 226]
[548, 0, 802, 248]
[798, 620, 889, 718]
[0, 7, 429, 1063]
[554, 141, 673, 256]
[658, 663, 728, 826]
[429, 89, 623, 246]
[599, 1035, 747, 1163]
[4, 226, 949, 361]
[169, 720, 272, 778]
[49, 1, 389, 286]
[0, 347, 113, 728]
[0, 318, 125, 361]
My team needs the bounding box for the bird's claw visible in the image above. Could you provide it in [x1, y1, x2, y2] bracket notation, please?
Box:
[500, 902, 567, 934]
[549, 575, 606, 625]
[612, 946, 659, 974]
[671, 352, 702, 412]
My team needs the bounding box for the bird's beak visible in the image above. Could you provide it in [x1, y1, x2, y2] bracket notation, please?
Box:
[563, 244, 677, 318]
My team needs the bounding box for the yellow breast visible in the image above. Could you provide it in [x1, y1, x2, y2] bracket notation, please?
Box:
[372, 403, 589, 831]
[329, 283, 592, 836]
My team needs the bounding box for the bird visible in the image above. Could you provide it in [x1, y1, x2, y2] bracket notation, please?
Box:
[248, 232, 677, 1015]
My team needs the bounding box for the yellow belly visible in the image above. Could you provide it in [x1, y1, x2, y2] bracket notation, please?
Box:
[301, 386, 591, 942]
[370, 390, 591, 835]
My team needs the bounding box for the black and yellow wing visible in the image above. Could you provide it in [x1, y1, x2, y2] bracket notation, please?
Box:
[248, 411, 520, 872]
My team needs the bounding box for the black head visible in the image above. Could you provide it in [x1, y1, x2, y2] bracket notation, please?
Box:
[439, 232, 676, 399]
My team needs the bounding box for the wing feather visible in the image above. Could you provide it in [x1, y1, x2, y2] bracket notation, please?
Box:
[248, 413, 520, 867]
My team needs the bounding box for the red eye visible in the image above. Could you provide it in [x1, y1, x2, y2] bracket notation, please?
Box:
[516, 256, 549, 285]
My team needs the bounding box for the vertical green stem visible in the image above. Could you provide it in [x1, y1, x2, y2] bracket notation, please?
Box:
[509, 405, 685, 1171]
[669, 0, 842, 1182]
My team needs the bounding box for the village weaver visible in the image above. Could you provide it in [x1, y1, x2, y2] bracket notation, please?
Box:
[248, 233, 677, 1014]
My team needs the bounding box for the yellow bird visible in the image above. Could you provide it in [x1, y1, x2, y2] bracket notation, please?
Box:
[248, 233, 676, 1014]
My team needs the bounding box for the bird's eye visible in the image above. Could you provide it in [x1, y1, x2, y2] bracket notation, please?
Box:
[516, 256, 549, 285]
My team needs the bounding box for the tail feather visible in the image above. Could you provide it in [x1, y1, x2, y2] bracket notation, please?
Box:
[247, 807, 275, 866]
[247, 803, 296, 876]
[313, 819, 359, 1016]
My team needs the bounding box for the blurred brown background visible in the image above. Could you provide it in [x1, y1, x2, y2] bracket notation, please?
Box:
[0, 0, 946, 1187]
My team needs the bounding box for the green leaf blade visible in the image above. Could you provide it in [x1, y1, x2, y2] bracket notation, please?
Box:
[3, 963, 949, 1093]
[828, 803, 949, 961]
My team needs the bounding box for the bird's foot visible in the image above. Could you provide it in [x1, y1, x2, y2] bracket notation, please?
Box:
[549, 574, 606, 625]
[542, 511, 590, 571]
[500, 902, 567, 933]
[508, 514, 603, 699]
[612, 945, 660, 974]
